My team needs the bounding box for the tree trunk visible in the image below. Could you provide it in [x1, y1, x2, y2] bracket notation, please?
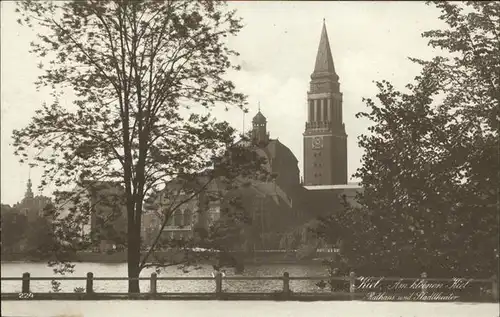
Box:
[127, 232, 141, 293]
[127, 200, 141, 293]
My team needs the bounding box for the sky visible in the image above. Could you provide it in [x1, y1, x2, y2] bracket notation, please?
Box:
[0, 1, 446, 206]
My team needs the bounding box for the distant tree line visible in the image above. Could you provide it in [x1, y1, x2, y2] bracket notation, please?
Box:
[1, 204, 56, 260]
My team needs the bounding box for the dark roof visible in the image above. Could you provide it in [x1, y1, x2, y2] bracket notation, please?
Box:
[312, 21, 338, 79]
[224, 180, 294, 211]
[264, 139, 298, 164]
[252, 111, 267, 124]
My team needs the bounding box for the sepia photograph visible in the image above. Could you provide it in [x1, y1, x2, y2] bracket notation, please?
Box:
[1, 1, 499, 316]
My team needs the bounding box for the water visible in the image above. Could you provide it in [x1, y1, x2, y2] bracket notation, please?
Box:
[1, 262, 329, 293]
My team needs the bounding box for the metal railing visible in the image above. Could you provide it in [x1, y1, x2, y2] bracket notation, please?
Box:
[1, 271, 498, 302]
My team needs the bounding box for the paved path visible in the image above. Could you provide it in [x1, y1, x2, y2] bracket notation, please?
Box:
[2, 301, 499, 317]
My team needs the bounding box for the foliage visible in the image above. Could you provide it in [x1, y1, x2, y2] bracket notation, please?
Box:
[50, 280, 62, 293]
[13, 0, 266, 292]
[23, 216, 57, 259]
[316, 253, 351, 292]
[1, 205, 28, 253]
[1, 203, 56, 257]
[279, 218, 327, 251]
[321, 1, 499, 278]
[296, 244, 317, 260]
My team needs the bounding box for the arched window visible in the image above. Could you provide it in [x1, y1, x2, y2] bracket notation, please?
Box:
[174, 210, 183, 226]
[183, 209, 192, 226]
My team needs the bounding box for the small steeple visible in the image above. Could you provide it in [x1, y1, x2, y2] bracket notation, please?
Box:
[312, 20, 338, 78]
[252, 107, 267, 125]
[25, 178, 34, 199]
[252, 106, 269, 145]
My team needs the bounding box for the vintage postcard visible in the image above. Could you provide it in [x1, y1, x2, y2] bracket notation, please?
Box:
[1, 1, 498, 316]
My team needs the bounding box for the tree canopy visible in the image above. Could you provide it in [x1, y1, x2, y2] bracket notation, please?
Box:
[321, 1, 499, 277]
[13, 0, 266, 292]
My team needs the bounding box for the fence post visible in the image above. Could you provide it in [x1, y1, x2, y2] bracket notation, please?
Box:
[349, 271, 356, 300]
[215, 272, 222, 297]
[86, 272, 94, 294]
[283, 272, 290, 297]
[492, 274, 498, 302]
[150, 272, 157, 295]
[420, 272, 427, 297]
[22, 272, 30, 294]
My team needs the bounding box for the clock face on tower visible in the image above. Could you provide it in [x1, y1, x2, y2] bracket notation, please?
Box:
[312, 136, 323, 149]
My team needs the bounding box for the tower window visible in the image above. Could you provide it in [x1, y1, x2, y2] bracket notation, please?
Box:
[323, 98, 328, 121]
[309, 100, 314, 122]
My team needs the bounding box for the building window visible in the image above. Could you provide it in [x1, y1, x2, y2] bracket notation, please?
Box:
[183, 209, 192, 227]
[167, 215, 173, 226]
[209, 205, 220, 223]
[323, 99, 328, 121]
[174, 210, 183, 226]
[309, 100, 314, 122]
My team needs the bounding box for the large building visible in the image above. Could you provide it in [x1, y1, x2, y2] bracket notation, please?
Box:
[303, 21, 348, 187]
[47, 21, 359, 253]
[250, 109, 301, 200]
[143, 111, 303, 250]
[143, 21, 361, 250]
[298, 21, 361, 221]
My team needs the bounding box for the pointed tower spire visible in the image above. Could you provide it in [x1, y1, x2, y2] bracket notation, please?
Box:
[25, 176, 34, 199]
[312, 20, 337, 78]
[304, 20, 347, 186]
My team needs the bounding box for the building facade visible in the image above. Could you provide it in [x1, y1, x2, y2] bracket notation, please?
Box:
[54, 181, 127, 251]
[143, 110, 303, 250]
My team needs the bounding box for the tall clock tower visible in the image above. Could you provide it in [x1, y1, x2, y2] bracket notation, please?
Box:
[303, 21, 347, 186]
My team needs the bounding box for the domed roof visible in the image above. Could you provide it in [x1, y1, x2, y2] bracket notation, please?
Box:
[252, 111, 266, 124]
